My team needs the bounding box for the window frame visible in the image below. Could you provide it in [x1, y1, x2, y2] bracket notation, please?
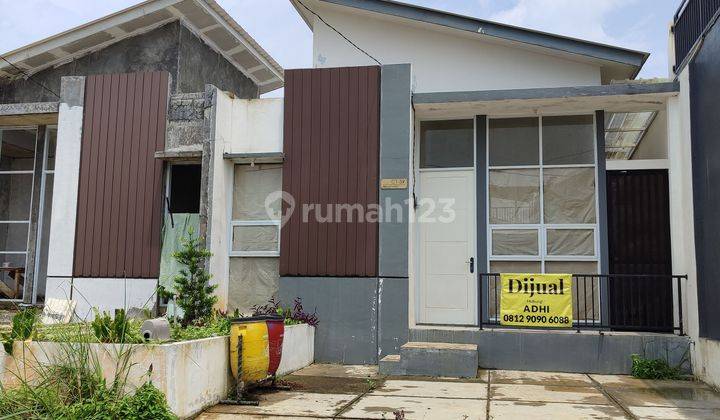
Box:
[0, 127, 38, 296]
[486, 114, 600, 273]
[229, 220, 281, 257]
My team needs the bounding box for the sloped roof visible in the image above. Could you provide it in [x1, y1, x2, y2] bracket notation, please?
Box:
[0, 0, 284, 93]
[293, 0, 649, 81]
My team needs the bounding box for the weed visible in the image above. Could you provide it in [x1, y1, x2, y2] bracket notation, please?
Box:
[170, 311, 231, 341]
[1, 308, 39, 354]
[91, 308, 143, 344]
[631, 354, 682, 380]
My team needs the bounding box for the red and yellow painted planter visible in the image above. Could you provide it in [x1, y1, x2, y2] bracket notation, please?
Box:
[229, 316, 284, 383]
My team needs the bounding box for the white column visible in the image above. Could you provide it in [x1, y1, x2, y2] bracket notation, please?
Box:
[45, 76, 85, 300]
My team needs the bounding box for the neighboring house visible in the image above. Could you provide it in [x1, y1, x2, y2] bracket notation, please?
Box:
[671, 0, 720, 390]
[0, 0, 284, 317]
[275, 0, 696, 373]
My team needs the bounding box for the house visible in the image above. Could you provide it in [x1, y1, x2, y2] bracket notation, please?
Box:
[0, 0, 284, 317]
[671, 0, 720, 390]
[273, 0, 696, 374]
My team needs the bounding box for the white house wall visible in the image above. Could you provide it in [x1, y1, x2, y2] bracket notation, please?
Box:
[208, 93, 283, 311]
[311, 5, 602, 92]
[632, 110, 668, 160]
[667, 67, 704, 378]
[225, 98, 283, 155]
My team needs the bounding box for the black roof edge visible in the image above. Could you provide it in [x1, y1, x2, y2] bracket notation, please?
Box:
[318, 0, 649, 69]
[413, 82, 680, 104]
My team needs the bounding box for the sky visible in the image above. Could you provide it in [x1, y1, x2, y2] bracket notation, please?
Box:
[0, 0, 682, 97]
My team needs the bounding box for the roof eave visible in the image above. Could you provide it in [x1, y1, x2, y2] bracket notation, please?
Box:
[301, 0, 648, 75]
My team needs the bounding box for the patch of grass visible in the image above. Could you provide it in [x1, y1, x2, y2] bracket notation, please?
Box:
[631, 354, 682, 380]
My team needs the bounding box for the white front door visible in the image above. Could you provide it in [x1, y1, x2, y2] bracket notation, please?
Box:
[418, 170, 476, 325]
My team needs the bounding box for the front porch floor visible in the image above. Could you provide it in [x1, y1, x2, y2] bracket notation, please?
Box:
[198, 364, 720, 419]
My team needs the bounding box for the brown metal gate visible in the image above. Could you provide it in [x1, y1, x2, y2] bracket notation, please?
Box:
[606, 169, 673, 331]
[279, 66, 380, 277]
[73, 71, 168, 278]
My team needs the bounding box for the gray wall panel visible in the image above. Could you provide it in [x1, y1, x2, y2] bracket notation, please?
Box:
[278, 276, 379, 364]
[379, 64, 412, 278]
[378, 277, 409, 357]
[279, 276, 409, 363]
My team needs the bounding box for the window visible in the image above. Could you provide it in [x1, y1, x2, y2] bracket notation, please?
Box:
[169, 164, 201, 213]
[0, 128, 37, 300]
[489, 118, 539, 166]
[230, 164, 282, 257]
[420, 120, 474, 168]
[487, 116, 598, 275]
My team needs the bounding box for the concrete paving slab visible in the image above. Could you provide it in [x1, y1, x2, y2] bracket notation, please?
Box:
[199, 415, 305, 419]
[589, 374, 654, 389]
[490, 400, 627, 419]
[339, 395, 487, 419]
[292, 363, 379, 379]
[490, 370, 593, 387]
[282, 374, 379, 395]
[203, 392, 354, 417]
[607, 385, 720, 409]
[373, 379, 487, 399]
[628, 405, 720, 419]
[490, 384, 611, 405]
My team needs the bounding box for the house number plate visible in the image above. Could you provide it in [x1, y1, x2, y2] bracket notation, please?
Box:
[380, 178, 408, 189]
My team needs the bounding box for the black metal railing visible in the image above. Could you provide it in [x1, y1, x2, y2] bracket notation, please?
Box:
[673, 0, 720, 71]
[479, 273, 686, 334]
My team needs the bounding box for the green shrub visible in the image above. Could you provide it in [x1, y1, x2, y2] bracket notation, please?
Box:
[631, 354, 681, 380]
[1, 307, 39, 354]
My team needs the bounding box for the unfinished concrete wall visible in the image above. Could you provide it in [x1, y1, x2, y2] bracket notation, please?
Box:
[176, 24, 258, 99]
[0, 22, 258, 104]
[166, 92, 207, 150]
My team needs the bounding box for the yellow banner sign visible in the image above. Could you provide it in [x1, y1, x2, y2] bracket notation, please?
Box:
[500, 273, 573, 328]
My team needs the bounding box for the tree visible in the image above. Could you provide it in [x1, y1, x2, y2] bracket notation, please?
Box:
[172, 230, 217, 326]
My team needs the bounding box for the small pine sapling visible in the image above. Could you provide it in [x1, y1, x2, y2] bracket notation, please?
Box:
[172, 230, 217, 326]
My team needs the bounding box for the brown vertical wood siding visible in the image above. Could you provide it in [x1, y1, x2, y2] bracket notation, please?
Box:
[73, 71, 168, 278]
[280, 66, 380, 277]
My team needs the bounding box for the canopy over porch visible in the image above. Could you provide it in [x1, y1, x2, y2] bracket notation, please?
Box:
[412, 81, 678, 118]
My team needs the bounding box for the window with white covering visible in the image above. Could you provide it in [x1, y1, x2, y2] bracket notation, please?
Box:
[487, 115, 599, 275]
[230, 164, 282, 257]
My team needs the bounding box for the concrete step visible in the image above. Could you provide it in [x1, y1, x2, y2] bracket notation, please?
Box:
[400, 341, 478, 378]
[379, 354, 404, 375]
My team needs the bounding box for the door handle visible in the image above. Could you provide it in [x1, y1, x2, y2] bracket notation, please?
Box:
[468, 257, 475, 274]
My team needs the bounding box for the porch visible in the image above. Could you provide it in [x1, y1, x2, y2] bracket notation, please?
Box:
[409, 81, 690, 342]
